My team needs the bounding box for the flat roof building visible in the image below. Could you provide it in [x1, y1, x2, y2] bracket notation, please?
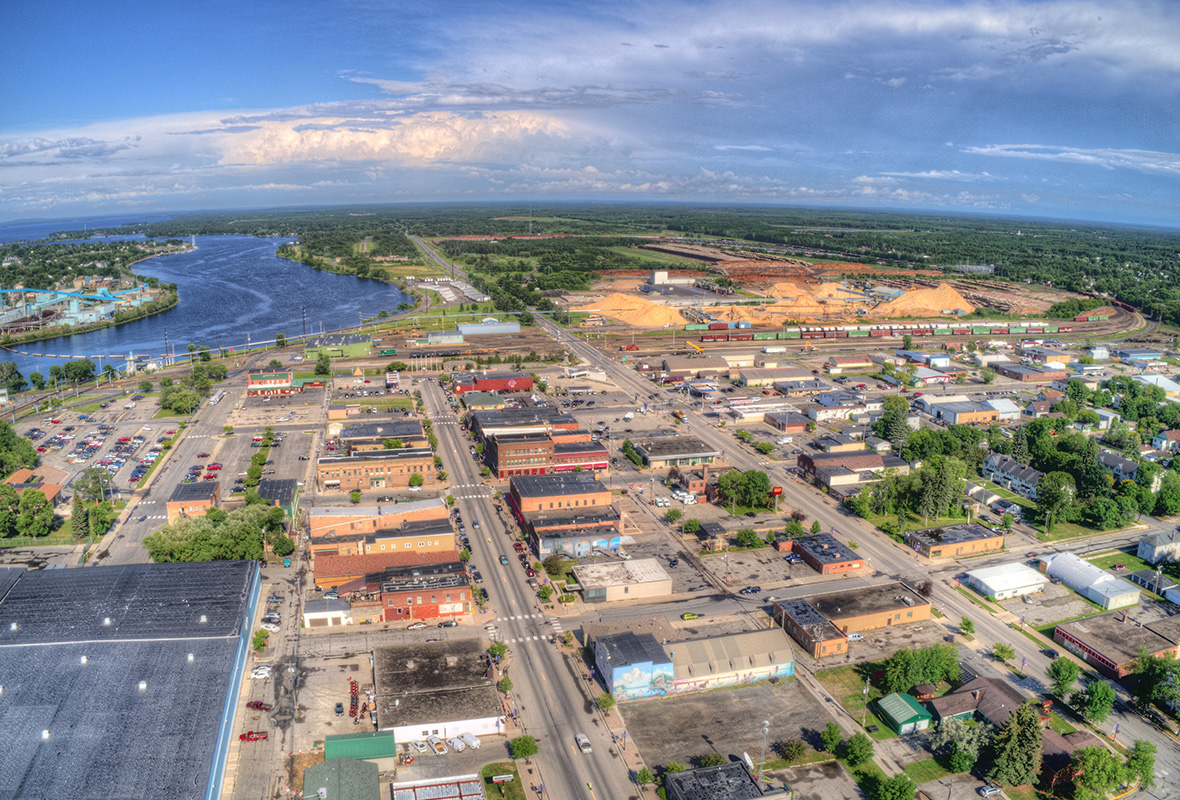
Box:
[1041, 552, 1141, 610]
[1054, 612, 1180, 679]
[166, 479, 220, 523]
[316, 448, 434, 492]
[573, 558, 673, 603]
[632, 436, 720, 469]
[965, 562, 1047, 600]
[904, 522, 1005, 559]
[666, 762, 790, 800]
[785, 533, 864, 575]
[0, 561, 260, 800]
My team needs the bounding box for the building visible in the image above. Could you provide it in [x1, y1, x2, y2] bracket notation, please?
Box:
[1128, 570, 1178, 596]
[316, 448, 434, 492]
[765, 411, 811, 433]
[781, 533, 864, 574]
[1113, 347, 1162, 362]
[166, 480, 220, 523]
[594, 628, 795, 701]
[459, 391, 506, 410]
[457, 318, 520, 335]
[1025, 400, 1052, 418]
[373, 571, 471, 622]
[1135, 375, 1180, 398]
[305, 333, 372, 359]
[467, 408, 577, 440]
[974, 352, 1011, 367]
[982, 453, 1043, 499]
[797, 450, 908, 496]
[772, 583, 931, 658]
[507, 473, 620, 556]
[1097, 448, 1142, 485]
[3, 467, 65, 504]
[312, 550, 461, 591]
[301, 757, 380, 800]
[928, 676, 1033, 728]
[827, 355, 874, 371]
[246, 371, 303, 396]
[905, 522, 1005, 559]
[818, 434, 865, 453]
[372, 640, 504, 742]
[485, 431, 608, 479]
[308, 498, 448, 546]
[451, 370, 533, 395]
[335, 420, 427, 450]
[735, 367, 811, 387]
[665, 762, 790, 800]
[0, 561, 260, 800]
[1054, 612, 1180, 679]
[389, 776, 487, 800]
[302, 598, 354, 627]
[573, 559, 673, 603]
[1040, 552, 1140, 610]
[965, 562, 1047, 600]
[933, 401, 998, 426]
[311, 517, 458, 560]
[997, 364, 1069, 383]
[632, 436, 720, 469]
[1137, 531, 1180, 565]
[877, 692, 933, 734]
[983, 398, 1022, 421]
[423, 330, 464, 346]
[256, 478, 300, 521]
[1151, 430, 1180, 453]
[508, 473, 611, 515]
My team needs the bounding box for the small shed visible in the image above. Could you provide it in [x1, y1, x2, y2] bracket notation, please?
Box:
[323, 731, 399, 771]
[913, 684, 936, 702]
[877, 692, 933, 734]
[302, 598, 353, 627]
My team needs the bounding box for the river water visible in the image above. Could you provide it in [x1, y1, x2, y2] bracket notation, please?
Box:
[0, 226, 413, 375]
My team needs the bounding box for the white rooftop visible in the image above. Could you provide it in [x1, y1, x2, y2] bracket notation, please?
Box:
[964, 562, 1046, 593]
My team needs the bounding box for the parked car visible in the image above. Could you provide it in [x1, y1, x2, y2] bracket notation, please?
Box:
[426, 736, 448, 755]
[246, 700, 272, 711]
[335, 702, 345, 716]
[460, 732, 482, 749]
[446, 737, 467, 752]
[240, 730, 268, 742]
[499, 555, 510, 565]
[409, 740, 429, 754]
[439, 619, 458, 628]
[681, 612, 700, 620]
[407, 621, 427, 630]
[260, 622, 280, 633]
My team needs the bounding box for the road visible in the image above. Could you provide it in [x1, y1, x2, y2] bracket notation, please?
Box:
[536, 314, 1180, 789]
[422, 380, 640, 800]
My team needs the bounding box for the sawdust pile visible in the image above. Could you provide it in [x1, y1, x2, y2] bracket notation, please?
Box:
[875, 284, 975, 318]
[767, 280, 812, 299]
[574, 293, 689, 327]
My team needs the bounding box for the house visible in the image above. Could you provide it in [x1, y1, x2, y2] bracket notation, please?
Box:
[981, 453, 1043, 500]
[1094, 408, 1120, 431]
[1097, 448, 1150, 488]
[1025, 400, 1052, 418]
[877, 692, 932, 734]
[1137, 531, 1180, 565]
[3, 467, 66, 505]
[1151, 430, 1180, 453]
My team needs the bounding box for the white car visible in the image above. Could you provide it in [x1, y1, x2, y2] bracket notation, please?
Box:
[250, 667, 272, 679]
[409, 740, 429, 754]
[575, 733, 592, 753]
[425, 736, 448, 755]
[446, 736, 467, 752]
[260, 622, 280, 633]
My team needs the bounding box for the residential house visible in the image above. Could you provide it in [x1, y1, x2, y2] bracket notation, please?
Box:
[981, 453, 1043, 500]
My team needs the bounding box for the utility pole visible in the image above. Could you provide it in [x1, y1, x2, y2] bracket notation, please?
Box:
[302, 306, 307, 338]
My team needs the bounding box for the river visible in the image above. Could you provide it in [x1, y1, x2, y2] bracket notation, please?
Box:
[0, 228, 413, 376]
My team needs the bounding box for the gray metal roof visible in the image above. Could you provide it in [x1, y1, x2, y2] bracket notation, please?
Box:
[510, 472, 604, 498]
[168, 480, 219, 503]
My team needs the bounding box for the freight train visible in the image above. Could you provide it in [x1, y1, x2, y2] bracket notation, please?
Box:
[695, 321, 1074, 343]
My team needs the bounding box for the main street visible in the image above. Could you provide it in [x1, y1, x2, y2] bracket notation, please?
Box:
[422, 380, 640, 800]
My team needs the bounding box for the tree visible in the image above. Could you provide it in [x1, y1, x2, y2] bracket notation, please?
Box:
[697, 753, 726, 767]
[929, 717, 993, 771]
[682, 518, 701, 534]
[988, 702, 1043, 787]
[991, 642, 1016, 663]
[842, 732, 874, 768]
[542, 553, 567, 576]
[1047, 658, 1081, 697]
[778, 738, 806, 764]
[275, 333, 286, 347]
[596, 693, 616, 711]
[902, 334, 913, 350]
[876, 774, 916, 800]
[409, 472, 425, 487]
[663, 509, 683, 524]
[1124, 739, 1157, 789]
[267, 359, 283, 370]
[1130, 649, 1180, 709]
[509, 735, 538, 760]
[1071, 680, 1116, 723]
[735, 528, 762, 548]
[497, 676, 514, 692]
[1036, 471, 1076, 533]
[960, 616, 974, 635]
[980, 367, 997, 385]
[820, 721, 842, 753]
[16, 489, 53, 538]
[0, 362, 27, 394]
[876, 394, 912, 449]
[810, 519, 822, 534]
[349, 490, 362, 504]
[314, 352, 331, 376]
[383, 438, 404, 449]
[1070, 745, 1126, 800]
[636, 767, 655, 788]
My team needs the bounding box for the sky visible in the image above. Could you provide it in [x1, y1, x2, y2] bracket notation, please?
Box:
[2, 0, 1178, 226]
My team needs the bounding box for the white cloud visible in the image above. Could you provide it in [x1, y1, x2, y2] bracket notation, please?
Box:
[964, 144, 1180, 178]
[881, 169, 998, 181]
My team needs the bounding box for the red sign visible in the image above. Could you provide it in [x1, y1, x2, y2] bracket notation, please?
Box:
[772, 486, 782, 496]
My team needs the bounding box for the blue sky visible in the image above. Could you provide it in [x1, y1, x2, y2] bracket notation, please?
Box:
[2, 0, 1178, 225]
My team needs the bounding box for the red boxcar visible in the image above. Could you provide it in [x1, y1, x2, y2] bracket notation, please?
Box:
[708, 322, 729, 331]
[700, 334, 728, 342]
[1058, 326, 1073, 332]
[729, 332, 754, 341]
[952, 328, 970, 335]
[869, 329, 887, 337]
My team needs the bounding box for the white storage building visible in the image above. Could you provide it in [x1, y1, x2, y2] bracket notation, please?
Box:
[1041, 552, 1140, 610]
[965, 563, 1047, 600]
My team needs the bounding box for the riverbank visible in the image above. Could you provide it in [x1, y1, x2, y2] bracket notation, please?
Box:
[0, 289, 179, 350]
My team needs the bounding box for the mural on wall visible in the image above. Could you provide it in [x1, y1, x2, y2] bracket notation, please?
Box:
[610, 661, 795, 702]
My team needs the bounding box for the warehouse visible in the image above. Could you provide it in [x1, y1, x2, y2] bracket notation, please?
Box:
[735, 367, 812, 387]
[632, 435, 720, 469]
[333, 420, 427, 450]
[1040, 552, 1141, 610]
[772, 582, 931, 658]
[876, 693, 933, 734]
[904, 522, 1005, 559]
[661, 356, 730, 378]
[781, 533, 864, 575]
[1054, 612, 1180, 679]
[997, 364, 1069, 383]
[451, 370, 534, 395]
[983, 398, 1022, 421]
[964, 562, 1047, 600]
[0, 561, 261, 800]
[457, 318, 520, 335]
[933, 401, 998, 426]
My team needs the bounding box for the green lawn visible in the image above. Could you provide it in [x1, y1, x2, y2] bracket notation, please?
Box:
[1045, 710, 1077, 735]
[480, 762, 525, 800]
[815, 665, 897, 740]
[1087, 552, 1152, 574]
[975, 478, 1035, 509]
[903, 758, 954, 783]
[153, 406, 193, 419]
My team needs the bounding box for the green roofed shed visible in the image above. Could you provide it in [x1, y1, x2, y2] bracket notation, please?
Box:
[876, 692, 933, 734]
[301, 757, 380, 800]
[323, 730, 399, 766]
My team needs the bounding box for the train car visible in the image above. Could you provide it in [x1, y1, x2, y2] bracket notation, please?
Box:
[1043, 325, 1058, 333]
[1058, 325, 1073, 332]
[952, 328, 970, 335]
[824, 330, 847, 339]
[701, 334, 728, 342]
[729, 332, 754, 341]
[685, 323, 709, 331]
[1008, 326, 1026, 335]
[971, 327, 991, 335]
[933, 328, 951, 336]
[911, 328, 931, 336]
[990, 327, 1009, 335]
[753, 332, 776, 341]
[1026, 327, 1044, 334]
[848, 330, 870, 337]
[782, 330, 802, 339]
[801, 331, 825, 340]
[869, 329, 888, 337]
[708, 322, 729, 331]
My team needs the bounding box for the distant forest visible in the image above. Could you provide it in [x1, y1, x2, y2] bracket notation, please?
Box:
[65, 204, 1180, 326]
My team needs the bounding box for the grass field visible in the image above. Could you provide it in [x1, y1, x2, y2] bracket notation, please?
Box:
[815, 665, 897, 740]
[903, 758, 953, 783]
[1087, 552, 1152, 574]
[1045, 710, 1077, 735]
[480, 762, 525, 800]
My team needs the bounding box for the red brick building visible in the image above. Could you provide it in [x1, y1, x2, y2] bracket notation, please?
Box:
[508, 473, 612, 515]
[313, 549, 460, 590]
[452, 371, 534, 395]
[246, 371, 302, 396]
[308, 498, 449, 546]
[487, 430, 609, 478]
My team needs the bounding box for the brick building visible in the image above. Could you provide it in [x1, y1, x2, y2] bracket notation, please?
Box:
[334, 420, 427, 450]
[246, 371, 302, 396]
[316, 448, 434, 492]
[508, 473, 611, 515]
[376, 573, 471, 622]
[308, 498, 448, 548]
[467, 408, 578, 441]
[632, 436, 720, 469]
[312, 549, 461, 591]
[1053, 612, 1180, 679]
[779, 533, 864, 574]
[486, 431, 609, 479]
[166, 481, 220, 523]
[904, 522, 1005, 559]
[772, 582, 931, 658]
[451, 371, 533, 395]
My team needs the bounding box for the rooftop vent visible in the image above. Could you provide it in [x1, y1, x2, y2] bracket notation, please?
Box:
[187, 653, 195, 663]
[199, 615, 207, 624]
[80, 656, 87, 665]
[41, 730, 49, 741]
[138, 681, 147, 693]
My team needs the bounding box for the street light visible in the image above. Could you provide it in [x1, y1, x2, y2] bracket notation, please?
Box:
[758, 720, 769, 784]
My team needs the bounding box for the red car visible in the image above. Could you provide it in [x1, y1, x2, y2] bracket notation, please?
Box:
[208, 463, 222, 470]
[525, 567, 536, 578]
[246, 700, 272, 711]
[165, 429, 177, 435]
[240, 730, 268, 742]
[50, 419, 61, 424]
[513, 543, 525, 552]
[196, 452, 210, 458]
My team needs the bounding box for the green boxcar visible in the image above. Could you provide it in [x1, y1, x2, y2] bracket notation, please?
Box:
[972, 327, 990, 335]
[1008, 327, 1027, 334]
[782, 330, 802, 339]
[1043, 325, 1058, 333]
[849, 330, 870, 337]
[685, 323, 708, 331]
[933, 328, 951, 336]
[753, 332, 776, 340]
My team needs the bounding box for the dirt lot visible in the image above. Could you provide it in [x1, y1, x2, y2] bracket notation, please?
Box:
[621, 679, 833, 768]
[772, 761, 861, 800]
[997, 583, 1099, 628]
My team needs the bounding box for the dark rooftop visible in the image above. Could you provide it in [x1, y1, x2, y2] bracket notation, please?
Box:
[633, 436, 719, 459]
[511, 472, 606, 498]
[794, 533, 860, 565]
[257, 478, 298, 508]
[597, 631, 669, 669]
[529, 510, 618, 531]
[775, 598, 846, 642]
[554, 440, 609, 455]
[805, 582, 928, 621]
[379, 573, 470, 594]
[0, 561, 258, 800]
[339, 420, 424, 440]
[168, 480, 219, 503]
[318, 447, 433, 465]
[1057, 612, 1180, 665]
[373, 640, 500, 730]
[363, 560, 465, 586]
[905, 522, 998, 548]
[664, 762, 764, 800]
